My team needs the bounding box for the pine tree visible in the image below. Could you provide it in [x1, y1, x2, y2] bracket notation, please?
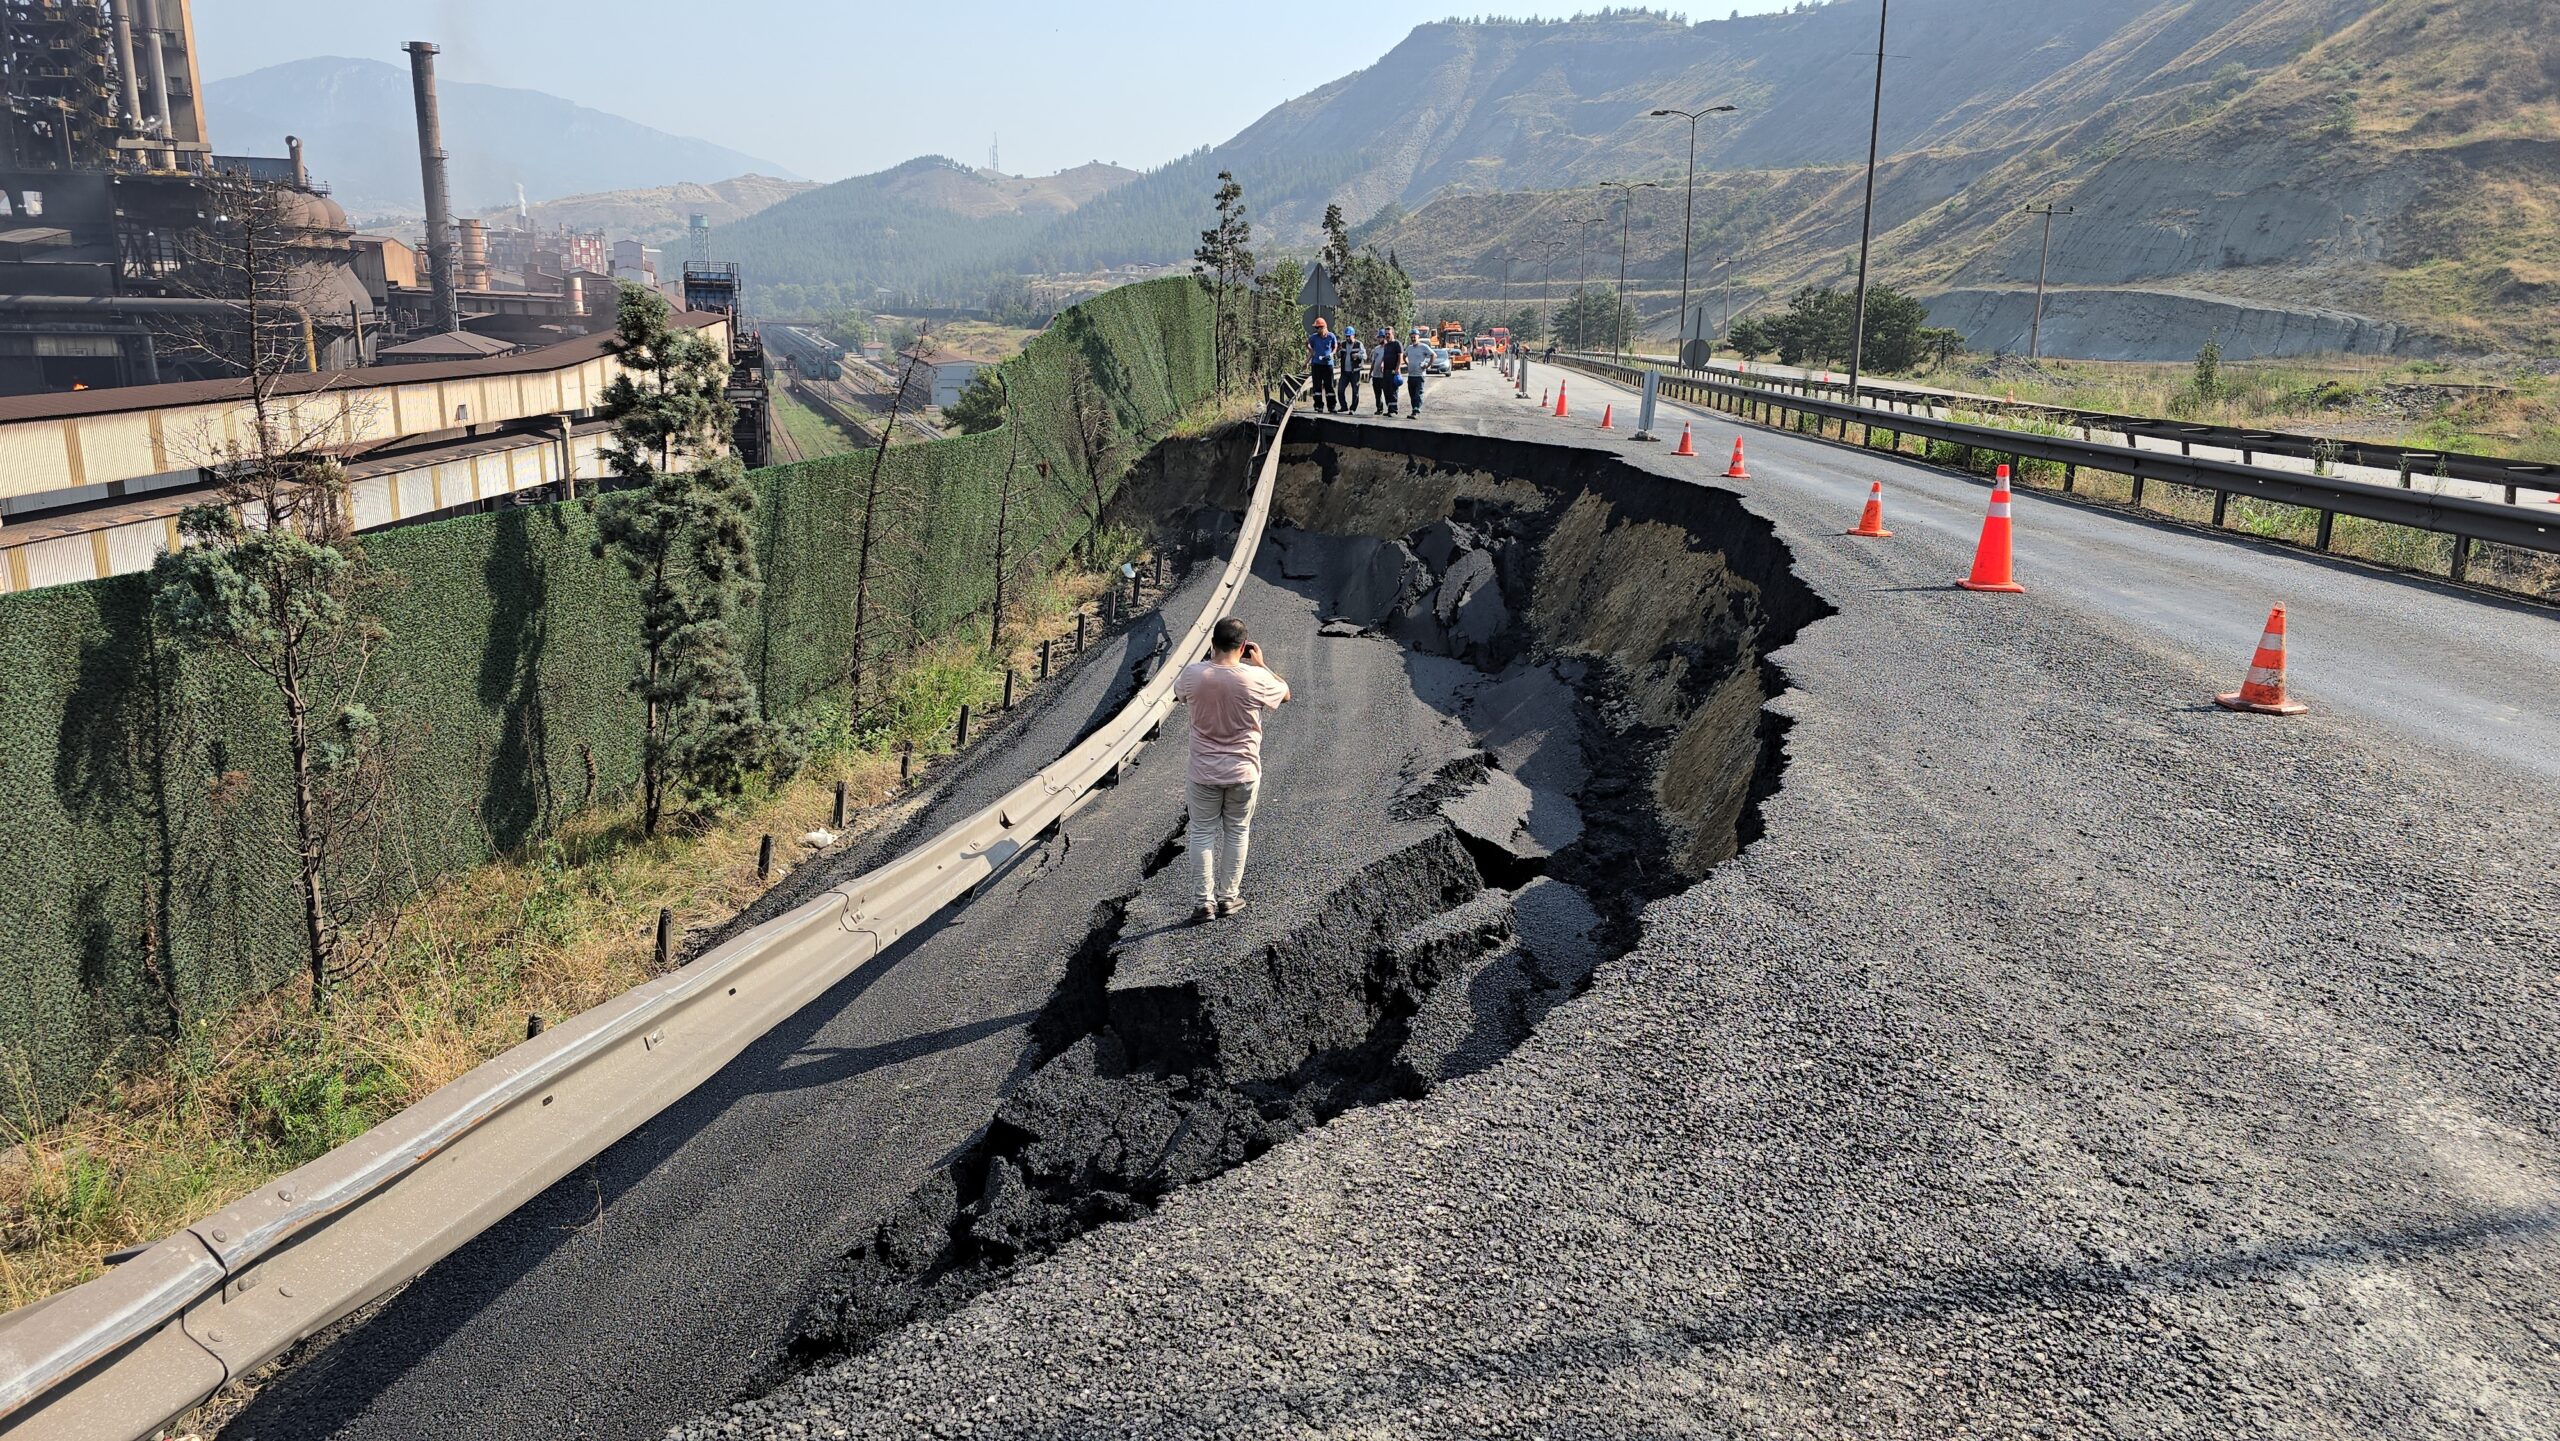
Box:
[1192, 171, 1255, 393]
[151, 178, 394, 1009]
[1319, 202, 1354, 306]
[594, 284, 799, 837]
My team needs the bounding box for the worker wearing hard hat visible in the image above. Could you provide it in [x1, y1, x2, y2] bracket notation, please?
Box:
[1307, 316, 1338, 412]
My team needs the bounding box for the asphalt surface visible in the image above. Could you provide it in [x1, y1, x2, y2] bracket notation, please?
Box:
[674, 363, 2560, 1439]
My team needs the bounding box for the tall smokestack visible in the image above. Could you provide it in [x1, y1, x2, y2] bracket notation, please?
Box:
[403, 41, 460, 334]
[459, 217, 489, 291]
[287, 135, 306, 189]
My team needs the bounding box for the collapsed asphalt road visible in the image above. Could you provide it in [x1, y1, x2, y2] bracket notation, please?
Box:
[675, 366, 2560, 1440]
[220, 411, 1812, 1439]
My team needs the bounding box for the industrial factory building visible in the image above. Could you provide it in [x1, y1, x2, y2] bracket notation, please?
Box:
[0, 4, 660, 398]
[0, 3, 772, 591]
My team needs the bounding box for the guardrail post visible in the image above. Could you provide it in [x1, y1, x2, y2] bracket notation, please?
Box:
[1003, 669, 1016, 710]
[1039, 638, 1052, 680]
[2451, 535, 2472, 583]
[2315, 510, 2336, 551]
[527, 1013, 545, 1039]
[2131, 473, 2146, 507]
[2062, 463, 2076, 493]
[956, 704, 971, 749]
[2398, 456, 2413, 489]
[757, 834, 773, 882]
[655, 908, 672, 970]
[900, 743, 913, 783]
[2211, 490, 2228, 527]
[1075, 610, 1087, 652]
[832, 780, 848, 828]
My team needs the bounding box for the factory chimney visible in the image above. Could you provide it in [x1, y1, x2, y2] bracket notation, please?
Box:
[287, 135, 306, 190]
[459, 217, 489, 291]
[403, 41, 461, 334]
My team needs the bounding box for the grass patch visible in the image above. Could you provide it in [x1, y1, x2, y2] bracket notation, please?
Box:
[772, 386, 862, 460]
[0, 552, 1142, 1309]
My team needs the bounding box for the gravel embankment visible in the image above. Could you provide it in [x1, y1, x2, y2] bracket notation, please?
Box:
[674, 368, 2560, 1439]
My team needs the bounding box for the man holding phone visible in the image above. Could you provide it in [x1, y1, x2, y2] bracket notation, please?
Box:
[1172, 616, 1292, 923]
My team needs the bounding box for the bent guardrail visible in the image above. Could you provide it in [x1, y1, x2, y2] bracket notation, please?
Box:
[0, 391, 1296, 1441]
[1552, 355, 2560, 584]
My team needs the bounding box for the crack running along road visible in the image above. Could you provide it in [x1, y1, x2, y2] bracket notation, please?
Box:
[678, 366, 2560, 1439]
[220, 554, 1501, 1441]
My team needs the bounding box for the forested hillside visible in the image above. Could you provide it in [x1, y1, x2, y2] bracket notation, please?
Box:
[721, 157, 1137, 313]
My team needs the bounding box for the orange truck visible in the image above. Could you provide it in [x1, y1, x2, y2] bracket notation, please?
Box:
[1441, 321, 1471, 368]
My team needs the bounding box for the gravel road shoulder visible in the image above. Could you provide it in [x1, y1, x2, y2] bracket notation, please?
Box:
[675, 370, 2560, 1439]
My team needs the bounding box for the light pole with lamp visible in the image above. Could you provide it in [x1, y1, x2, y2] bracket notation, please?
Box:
[1600, 179, 1662, 361]
[1846, 0, 1891, 407]
[1569, 214, 1607, 349]
[2021, 201, 2076, 359]
[1648, 102, 1736, 369]
[1533, 237, 1571, 354]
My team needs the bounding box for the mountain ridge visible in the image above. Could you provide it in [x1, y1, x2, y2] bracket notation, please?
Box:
[203, 57, 799, 215]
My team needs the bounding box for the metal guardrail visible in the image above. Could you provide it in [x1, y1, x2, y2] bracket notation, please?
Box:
[1575, 351, 2560, 502]
[1553, 355, 2560, 579]
[0, 391, 1298, 1441]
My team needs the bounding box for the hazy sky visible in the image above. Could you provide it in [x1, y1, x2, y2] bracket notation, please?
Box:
[192, 1, 1807, 182]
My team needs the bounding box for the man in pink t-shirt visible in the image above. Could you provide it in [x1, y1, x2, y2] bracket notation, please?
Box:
[1171, 615, 1292, 923]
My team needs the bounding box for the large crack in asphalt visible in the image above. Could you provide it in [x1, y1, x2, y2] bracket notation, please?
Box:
[731, 425, 1831, 1404]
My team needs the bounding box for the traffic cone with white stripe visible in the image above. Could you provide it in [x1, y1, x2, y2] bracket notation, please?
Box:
[1845, 480, 1892, 538]
[2215, 605, 2309, 715]
[1957, 465, 2025, 593]
[1724, 437, 1751, 479]
[1541, 387, 1550, 409]
[1598, 403, 1614, 431]
[1674, 423, 1696, 457]
[1555, 380, 1570, 418]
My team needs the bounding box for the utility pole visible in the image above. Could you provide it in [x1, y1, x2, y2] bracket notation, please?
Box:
[1846, 0, 1891, 407]
[1649, 103, 1736, 370]
[1600, 180, 1662, 361]
[2022, 202, 2076, 360]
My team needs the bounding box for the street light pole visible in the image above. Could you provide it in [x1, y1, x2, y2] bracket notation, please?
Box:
[1600, 179, 1662, 361]
[1571, 214, 1606, 348]
[1534, 238, 1569, 352]
[1649, 103, 1735, 370]
[1846, 0, 1891, 407]
[2021, 201, 2076, 360]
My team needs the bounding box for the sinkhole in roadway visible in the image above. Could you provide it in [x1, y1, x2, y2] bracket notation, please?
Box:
[752, 417, 1830, 1391]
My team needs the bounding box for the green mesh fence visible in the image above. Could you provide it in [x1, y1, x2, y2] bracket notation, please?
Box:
[0, 277, 1218, 1116]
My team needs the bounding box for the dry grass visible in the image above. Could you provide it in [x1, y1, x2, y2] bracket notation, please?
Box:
[0, 555, 1138, 1311]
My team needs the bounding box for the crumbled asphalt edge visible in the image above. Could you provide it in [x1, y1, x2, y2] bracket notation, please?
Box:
[718, 423, 1833, 1403]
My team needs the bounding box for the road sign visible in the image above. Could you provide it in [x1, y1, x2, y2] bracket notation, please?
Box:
[1298, 264, 1341, 314]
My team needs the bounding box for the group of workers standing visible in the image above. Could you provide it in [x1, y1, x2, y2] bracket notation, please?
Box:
[1305, 317, 1442, 417]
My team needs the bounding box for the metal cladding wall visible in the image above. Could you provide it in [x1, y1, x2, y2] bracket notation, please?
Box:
[0, 276, 1218, 1120]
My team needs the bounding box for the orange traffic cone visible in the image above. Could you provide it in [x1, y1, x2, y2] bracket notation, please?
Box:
[1555, 380, 1570, 418]
[1724, 437, 1750, 479]
[1674, 423, 1696, 457]
[1541, 388, 1549, 409]
[1845, 480, 1892, 538]
[2215, 605, 2309, 715]
[1957, 465, 2025, 592]
[1598, 403, 1614, 430]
